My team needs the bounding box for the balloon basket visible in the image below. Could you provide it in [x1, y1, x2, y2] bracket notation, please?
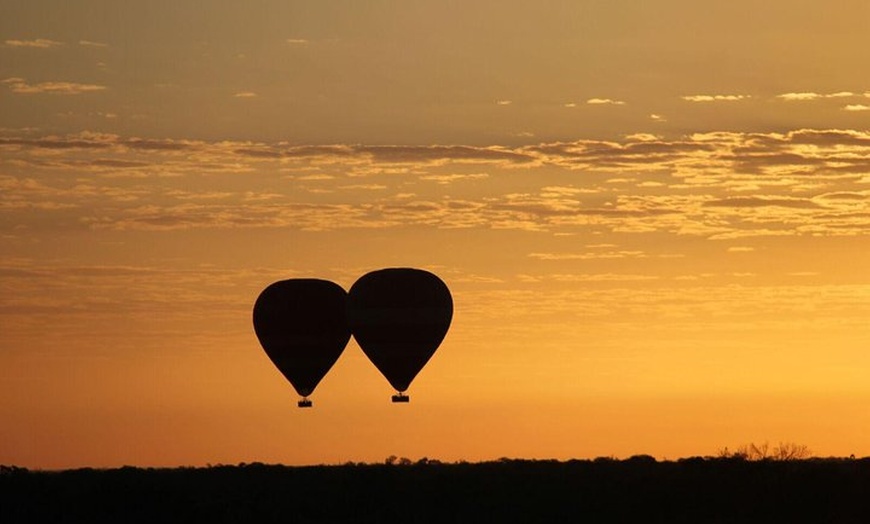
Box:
[297, 399, 313, 408]
[391, 393, 409, 403]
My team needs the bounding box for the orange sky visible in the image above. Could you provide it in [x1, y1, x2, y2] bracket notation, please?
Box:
[3, 0, 870, 469]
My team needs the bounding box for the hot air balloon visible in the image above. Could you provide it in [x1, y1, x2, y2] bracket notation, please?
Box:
[348, 268, 453, 402]
[252, 279, 350, 408]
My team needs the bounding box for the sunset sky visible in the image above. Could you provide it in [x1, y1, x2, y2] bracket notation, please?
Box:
[3, 1, 870, 469]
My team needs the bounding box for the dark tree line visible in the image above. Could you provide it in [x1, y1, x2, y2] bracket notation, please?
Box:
[3, 457, 870, 523]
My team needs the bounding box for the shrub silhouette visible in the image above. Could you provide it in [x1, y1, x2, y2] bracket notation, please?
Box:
[719, 442, 812, 461]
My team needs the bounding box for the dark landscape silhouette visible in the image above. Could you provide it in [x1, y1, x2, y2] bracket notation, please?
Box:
[4, 455, 870, 523]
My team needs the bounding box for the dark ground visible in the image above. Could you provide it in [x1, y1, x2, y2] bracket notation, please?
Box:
[3, 457, 870, 523]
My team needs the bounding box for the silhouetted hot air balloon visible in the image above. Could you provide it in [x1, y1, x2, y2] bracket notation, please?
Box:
[252, 279, 350, 408]
[348, 268, 453, 402]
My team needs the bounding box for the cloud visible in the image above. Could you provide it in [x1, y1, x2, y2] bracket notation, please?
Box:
[586, 98, 626, 105]
[528, 251, 647, 260]
[2, 77, 107, 95]
[777, 92, 822, 101]
[4, 39, 64, 48]
[625, 133, 661, 142]
[540, 186, 591, 197]
[79, 40, 108, 48]
[814, 192, 869, 202]
[296, 174, 335, 181]
[233, 92, 257, 98]
[777, 91, 856, 101]
[286, 38, 309, 45]
[338, 184, 387, 191]
[681, 94, 749, 102]
[6, 128, 870, 237]
[419, 173, 489, 184]
[0, 261, 279, 324]
[231, 143, 534, 167]
[523, 139, 715, 170]
[518, 273, 659, 283]
[703, 197, 822, 209]
[360, 145, 534, 165]
[496, 100, 512, 105]
[844, 104, 870, 112]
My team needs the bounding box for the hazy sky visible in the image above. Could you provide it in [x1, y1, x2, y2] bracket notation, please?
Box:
[3, 1, 870, 469]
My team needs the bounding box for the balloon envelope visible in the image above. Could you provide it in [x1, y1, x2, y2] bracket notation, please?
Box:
[252, 279, 350, 398]
[348, 268, 453, 394]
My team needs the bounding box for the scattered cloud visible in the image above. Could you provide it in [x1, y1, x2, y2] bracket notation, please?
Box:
[518, 273, 659, 283]
[4, 128, 870, 237]
[496, 100, 512, 106]
[703, 196, 822, 209]
[233, 91, 257, 98]
[359, 144, 533, 165]
[777, 92, 822, 101]
[338, 184, 387, 191]
[586, 98, 625, 105]
[528, 251, 647, 260]
[844, 104, 870, 112]
[650, 114, 666, 121]
[777, 91, 856, 101]
[79, 40, 108, 48]
[419, 173, 489, 184]
[2, 77, 107, 95]
[682, 94, 749, 102]
[4, 38, 64, 48]
[625, 133, 661, 142]
[286, 38, 309, 45]
[296, 174, 335, 181]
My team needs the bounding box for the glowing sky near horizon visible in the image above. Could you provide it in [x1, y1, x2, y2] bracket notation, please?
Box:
[3, 0, 870, 469]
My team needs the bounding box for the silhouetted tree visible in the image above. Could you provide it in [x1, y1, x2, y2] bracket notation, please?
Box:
[772, 442, 811, 460]
[719, 442, 811, 461]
